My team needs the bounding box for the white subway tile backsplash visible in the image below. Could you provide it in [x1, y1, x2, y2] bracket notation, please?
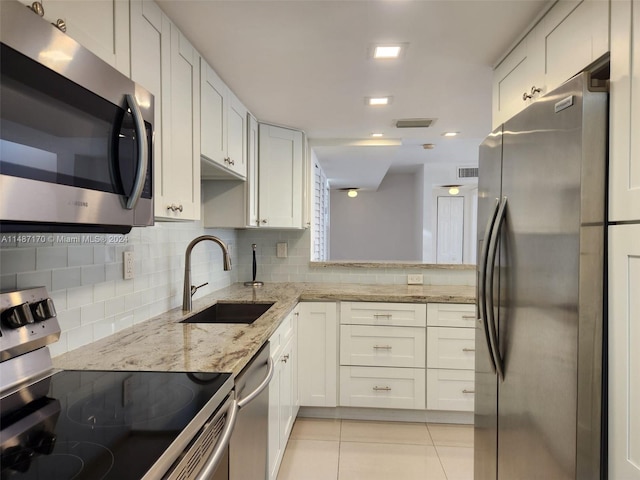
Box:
[68, 245, 94, 267]
[36, 247, 68, 270]
[57, 307, 81, 331]
[81, 264, 106, 286]
[105, 296, 125, 317]
[67, 326, 93, 351]
[17, 270, 52, 291]
[1, 274, 17, 291]
[80, 301, 104, 326]
[67, 285, 94, 309]
[94, 281, 116, 302]
[93, 317, 115, 341]
[52, 268, 82, 291]
[1, 248, 36, 274]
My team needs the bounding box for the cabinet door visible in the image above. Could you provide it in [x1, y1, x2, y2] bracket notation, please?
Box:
[340, 325, 426, 368]
[201, 61, 228, 168]
[130, 0, 169, 219]
[258, 124, 303, 228]
[227, 92, 247, 178]
[267, 353, 282, 480]
[161, 24, 200, 220]
[610, 0, 640, 222]
[42, 0, 130, 75]
[609, 224, 640, 479]
[246, 114, 260, 227]
[279, 337, 295, 449]
[426, 369, 475, 411]
[298, 302, 338, 407]
[542, 0, 609, 92]
[492, 36, 542, 128]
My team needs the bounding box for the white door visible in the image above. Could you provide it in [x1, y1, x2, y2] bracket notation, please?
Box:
[609, 224, 640, 479]
[437, 196, 464, 264]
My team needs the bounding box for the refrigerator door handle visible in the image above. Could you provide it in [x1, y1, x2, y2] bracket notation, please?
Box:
[479, 197, 501, 373]
[485, 195, 508, 380]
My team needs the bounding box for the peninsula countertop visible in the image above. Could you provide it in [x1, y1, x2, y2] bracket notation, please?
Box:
[53, 282, 476, 376]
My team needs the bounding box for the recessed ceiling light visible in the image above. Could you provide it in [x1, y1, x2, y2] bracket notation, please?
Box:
[371, 133, 384, 137]
[347, 189, 358, 198]
[443, 132, 459, 137]
[374, 45, 402, 59]
[367, 97, 391, 106]
[422, 143, 435, 149]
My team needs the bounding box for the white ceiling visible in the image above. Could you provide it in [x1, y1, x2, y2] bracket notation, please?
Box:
[157, 0, 550, 190]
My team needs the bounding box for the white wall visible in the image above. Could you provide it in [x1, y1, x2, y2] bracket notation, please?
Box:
[328, 172, 422, 261]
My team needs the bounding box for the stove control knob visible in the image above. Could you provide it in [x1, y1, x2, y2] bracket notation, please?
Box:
[1, 303, 35, 328]
[30, 298, 57, 322]
[2, 446, 34, 473]
[31, 431, 57, 455]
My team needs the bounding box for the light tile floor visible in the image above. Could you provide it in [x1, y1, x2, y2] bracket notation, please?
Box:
[277, 418, 473, 480]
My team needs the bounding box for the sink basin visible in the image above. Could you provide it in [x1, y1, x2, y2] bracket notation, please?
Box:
[181, 302, 274, 324]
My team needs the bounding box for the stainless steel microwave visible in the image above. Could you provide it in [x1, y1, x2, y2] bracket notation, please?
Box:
[0, 1, 153, 234]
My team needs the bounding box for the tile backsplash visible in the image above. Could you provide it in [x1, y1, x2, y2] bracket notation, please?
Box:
[0, 222, 238, 356]
[1, 224, 474, 357]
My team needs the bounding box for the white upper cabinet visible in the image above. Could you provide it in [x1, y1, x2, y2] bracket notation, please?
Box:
[131, 1, 200, 220]
[258, 124, 305, 228]
[246, 113, 260, 226]
[609, 0, 640, 222]
[23, 0, 130, 76]
[200, 60, 247, 179]
[492, 0, 609, 128]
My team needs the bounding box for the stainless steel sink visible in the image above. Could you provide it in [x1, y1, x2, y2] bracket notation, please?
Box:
[181, 302, 274, 324]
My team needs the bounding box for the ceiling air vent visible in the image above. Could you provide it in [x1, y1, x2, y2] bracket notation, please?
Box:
[457, 166, 479, 178]
[395, 118, 435, 128]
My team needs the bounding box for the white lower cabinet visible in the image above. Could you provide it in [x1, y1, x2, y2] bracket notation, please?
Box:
[340, 366, 425, 410]
[339, 302, 426, 410]
[297, 302, 338, 407]
[267, 308, 298, 480]
[426, 303, 476, 412]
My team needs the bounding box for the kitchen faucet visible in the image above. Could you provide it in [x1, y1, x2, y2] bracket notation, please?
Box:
[182, 235, 232, 311]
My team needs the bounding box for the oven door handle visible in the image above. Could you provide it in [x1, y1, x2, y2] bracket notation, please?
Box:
[195, 396, 239, 480]
[237, 355, 274, 409]
[124, 93, 148, 210]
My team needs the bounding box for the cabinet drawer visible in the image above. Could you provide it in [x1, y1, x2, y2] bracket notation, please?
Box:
[269, 310, 295, 359]
[426, 303, 476, 328]
[427, 327, 475, 370]
[341, 302, 426, 327]
[340, 325, 426, 368]
[340, 366, 425, 410]
[426, 369, 475, 412]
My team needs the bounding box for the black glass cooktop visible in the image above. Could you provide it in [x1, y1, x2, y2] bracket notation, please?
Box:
[0, 370, 232, 479]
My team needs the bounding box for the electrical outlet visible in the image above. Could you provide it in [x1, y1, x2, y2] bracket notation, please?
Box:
[124, 251, 134, 280]
[407, 274, 423, 285]
[276, 242, 288, 258]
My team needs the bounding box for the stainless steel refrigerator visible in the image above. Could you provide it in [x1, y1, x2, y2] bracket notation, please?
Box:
[475, 72, 607, 480]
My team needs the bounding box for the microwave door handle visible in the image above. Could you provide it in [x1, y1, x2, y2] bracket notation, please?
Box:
[479, 197, 500, 374]
[485, 196, 508, 381]
[124, 94, 148, 210]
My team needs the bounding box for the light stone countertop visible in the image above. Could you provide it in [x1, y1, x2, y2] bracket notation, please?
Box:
[53, 282, 475, 376]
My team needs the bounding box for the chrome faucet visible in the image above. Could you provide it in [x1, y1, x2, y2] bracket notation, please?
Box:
[183, 235, 232, 311]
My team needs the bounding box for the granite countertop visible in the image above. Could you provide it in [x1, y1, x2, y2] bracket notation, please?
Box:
[53, 282, 475, 376]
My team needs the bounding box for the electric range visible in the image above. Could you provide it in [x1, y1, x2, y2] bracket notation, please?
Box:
[0, 287, 235, 480]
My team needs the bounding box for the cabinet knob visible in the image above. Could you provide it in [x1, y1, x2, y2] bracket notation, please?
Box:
[53, 18, 67, 33]
[167, 204, 183, 212]
[28, 1, 45, 16]
[462, 389, 475, 394]
[261, 219, 267, 224]
[281, 354, 290, 363]
[522, 85, 542, 101]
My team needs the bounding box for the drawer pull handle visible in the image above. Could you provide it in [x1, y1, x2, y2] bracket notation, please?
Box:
[373, 345, 392, 350]
[374, 314, 392, 319]
[373, 386, 392, 392]
[462, 348, 475, 352]
[281, 354, 289, 363]
[461, 315, 475, 320]
[462, 389, 475, 394]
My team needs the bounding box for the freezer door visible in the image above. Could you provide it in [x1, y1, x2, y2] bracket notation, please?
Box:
[474, 126, 502, 480]
[497, 73, 606, 480]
